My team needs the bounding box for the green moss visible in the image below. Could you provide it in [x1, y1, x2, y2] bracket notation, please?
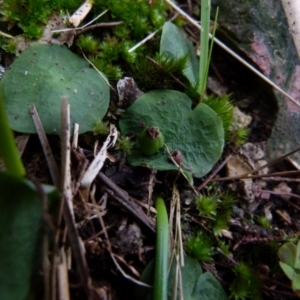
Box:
[194, 192, 235, 236]
[203, 95, 250, 145]
[218, 192, 235, 215]
[230, 262, 262, 300]
[76, 35, 100, 55]
[93, 0, 167, 39]
[115, 136, 133, 154]
[203, 94, 234, 141]
[2, 0, 52, 38]
[257, 216, 271, 229]
[185, 231, 214, 263]
[218, 241, 232, 257]
[89, 56, 123, 80]
[213, 214, 229, 236]
[230, 127, 249, 146]
[92, 120, 109, 136]
[2, 39, 18, 55]
[195, 194, 218, 217]
[1, 0, 81, 38]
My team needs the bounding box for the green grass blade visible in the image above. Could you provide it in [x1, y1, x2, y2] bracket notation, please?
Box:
[205, 7, 219, 93]
[199, 0, 211, 99]
[153, 196, 169, 300]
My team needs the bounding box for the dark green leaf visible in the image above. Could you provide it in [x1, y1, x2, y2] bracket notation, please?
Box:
[168, 255, 202, 300]
[160, 22, 199, 85]
[192, 272, 228, 300]
[0, 171, 60, 300]
[119, 90, 224, 178]
[278, 242, 297, 268]
[2, 44, 110, 134]
[135, 255, 227, 300]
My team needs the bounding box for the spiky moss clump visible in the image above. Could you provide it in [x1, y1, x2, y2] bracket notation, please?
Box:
[230, 262, 262, 300]
[203, 95, 249, 145]
[195, 194, 218, 217]
[194, 192, 235, 236]
[230, 127, 249, 146]
[2, 38, 18, 55]
[185, 231, 214, 263]
[89, 56, 123, 81]
[115, 136, 133, 155]
[84, 36, 138, 80]
[203, 95, 234, 140]
[76, 35, 100, 55]
[213, 193, 235, 236]
[92, 120, 109, 136]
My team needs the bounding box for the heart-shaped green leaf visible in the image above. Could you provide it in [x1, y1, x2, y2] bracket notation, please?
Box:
[279, 262, 295, 281]
[278, 242, 297, 268]
[292, 271, 300, 294]
[0, 171, 60, 300]
[295, 240, 300, 270]
[192, 272, 228, 300]
[119, 90, 224, 178]
[135, 255, 227, 300]
[168, 255, 203, 300]
[2, 43, 109, 134]
[160, 22, 199, 85]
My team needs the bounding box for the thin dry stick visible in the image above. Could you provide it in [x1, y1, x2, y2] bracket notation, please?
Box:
[128, 13, 178, 53]
[52, 10, 110, 34]
[72, 123, 79, 149]
[30, 105, 60, 187]
[81, 51, 113, 89]
[169, 184, 184, 300]
[172, 258, 179, 300]
[59, 99, 92, 298]
[97, 210, 151, 288]
[146, 170, 157, 215]
[213, 145, 300, 182]
[261, 190, 300, 212]
[76, 21, 123, 35]
[63, 199, 93, 297]
[54, 96, 72, 263]
[129, 29, 161, 53]
[164, 0, 300, 107]
[212, 170, 300, 182]
[169, 182, 177, 246]
[57, 249, 70, 300]
[61, 97, 73, 214]
[0, 30, 15, 39]
[98, 172, 156, 232]
[196, 153, 233, 191]
[174, 186, 184, 267]
[281, 0, 300, 59]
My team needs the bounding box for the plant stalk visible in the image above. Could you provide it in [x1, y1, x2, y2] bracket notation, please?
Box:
[199, 0, 211, 100]
[0, 84, 25, 177]
[153, 196, 169, 300]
